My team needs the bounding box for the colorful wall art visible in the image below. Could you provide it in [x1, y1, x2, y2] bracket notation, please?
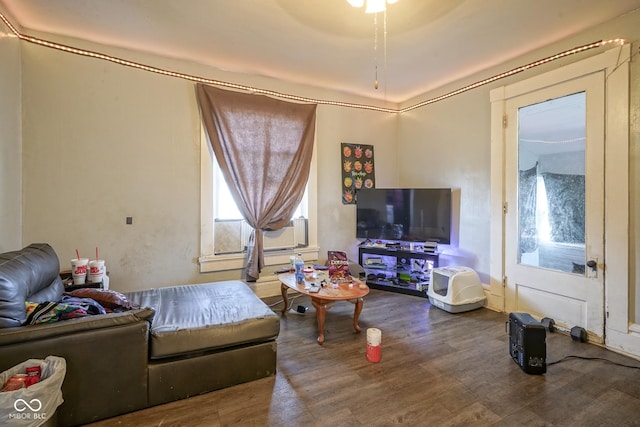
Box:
[341, 143, 375, 204]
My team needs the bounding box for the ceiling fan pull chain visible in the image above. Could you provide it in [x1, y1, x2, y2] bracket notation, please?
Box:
[374, 13, 379, 89]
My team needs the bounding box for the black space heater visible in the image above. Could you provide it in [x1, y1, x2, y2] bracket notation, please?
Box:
[508, 312, 547, 374]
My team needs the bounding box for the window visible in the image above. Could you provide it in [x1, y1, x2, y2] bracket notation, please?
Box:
[214, 161, 307, 220]
[212, 154, 309, 255]
[199, 126, 319, 273]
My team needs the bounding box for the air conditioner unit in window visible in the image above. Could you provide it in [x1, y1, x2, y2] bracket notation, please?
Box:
[213, 220, 244, 254]
[262, 227, 296, 251]
[243, 220, 304, 251]
[214, 218, 308, 255]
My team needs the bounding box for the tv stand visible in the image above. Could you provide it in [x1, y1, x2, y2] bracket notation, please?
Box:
[358, 245, 439, 298]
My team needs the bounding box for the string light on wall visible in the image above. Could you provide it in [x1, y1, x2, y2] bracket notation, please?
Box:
[400, 38, 625, 113]
[0, 11, 625, 114]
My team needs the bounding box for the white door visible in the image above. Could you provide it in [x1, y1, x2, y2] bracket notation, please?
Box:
[504, 72, 605, 342]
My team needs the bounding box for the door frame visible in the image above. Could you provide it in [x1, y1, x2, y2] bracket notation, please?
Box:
[488, 44, 638, 355]
[504, 74, 605, 341]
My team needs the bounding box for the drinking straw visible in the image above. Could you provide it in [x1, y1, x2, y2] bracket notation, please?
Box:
[76, 249, 80, 260]
[96, 247, 99, 261]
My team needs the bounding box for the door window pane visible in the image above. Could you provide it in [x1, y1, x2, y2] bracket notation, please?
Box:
[518, 92, 586, 274]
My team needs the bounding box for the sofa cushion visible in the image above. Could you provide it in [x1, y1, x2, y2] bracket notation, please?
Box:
[125, 281, 280, 359]
[0, 243, 65, 328]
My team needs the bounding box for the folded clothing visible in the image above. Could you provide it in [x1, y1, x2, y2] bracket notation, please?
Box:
[24, 296, 107, 325]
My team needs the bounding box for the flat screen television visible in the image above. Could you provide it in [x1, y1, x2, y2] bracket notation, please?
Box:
[356, 188, 452, 243]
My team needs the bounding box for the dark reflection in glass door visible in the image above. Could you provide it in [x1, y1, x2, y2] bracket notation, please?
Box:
[518, 92, 586, 274]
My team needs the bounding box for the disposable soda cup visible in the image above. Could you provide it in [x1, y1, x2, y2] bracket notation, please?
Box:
[88, 259, 106, 283]
[71, 258, 89, 285]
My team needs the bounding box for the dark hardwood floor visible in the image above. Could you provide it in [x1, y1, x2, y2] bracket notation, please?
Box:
[86, 290, 640, 426]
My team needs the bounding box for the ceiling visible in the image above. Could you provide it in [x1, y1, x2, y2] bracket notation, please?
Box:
[1, 0, 639, 103]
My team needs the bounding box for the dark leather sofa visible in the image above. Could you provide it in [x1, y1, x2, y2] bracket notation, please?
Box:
[0, 243, 280, 426]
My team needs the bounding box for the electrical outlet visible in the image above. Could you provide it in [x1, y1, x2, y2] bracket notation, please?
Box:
[126, 216, 133, 225]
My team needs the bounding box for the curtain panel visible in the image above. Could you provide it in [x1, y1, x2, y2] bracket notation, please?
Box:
[196, 84, 317, 281]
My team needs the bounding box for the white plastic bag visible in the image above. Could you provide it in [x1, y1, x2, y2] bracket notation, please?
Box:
[0, 356, 66, 427]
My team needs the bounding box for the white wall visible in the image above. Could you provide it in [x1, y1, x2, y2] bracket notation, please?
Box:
[21, 42, 203, 291]
[17, 32, 397, 292]
[398, 9, 640, 289]
[397, 88, 491, 280]
[0, 12, 21, 252]
[316, 106, 399, 263]
[5, 9, 640, 306]
[631, 36, 640, 323]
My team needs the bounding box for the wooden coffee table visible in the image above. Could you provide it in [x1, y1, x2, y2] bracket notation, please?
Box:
[278, 271, 369, 344]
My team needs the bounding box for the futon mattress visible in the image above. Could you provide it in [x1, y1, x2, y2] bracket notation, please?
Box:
[126, 281, 279, 359]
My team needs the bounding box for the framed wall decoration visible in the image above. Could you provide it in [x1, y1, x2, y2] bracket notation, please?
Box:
[341, 142, 375, 204]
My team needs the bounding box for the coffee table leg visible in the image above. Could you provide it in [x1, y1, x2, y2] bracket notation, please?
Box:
[353, 297, 364, 333]
[281, 283, 289, 315]
[311, 298, 326, 345]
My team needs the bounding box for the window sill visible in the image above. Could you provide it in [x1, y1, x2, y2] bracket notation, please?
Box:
[199, 246, 320, 273]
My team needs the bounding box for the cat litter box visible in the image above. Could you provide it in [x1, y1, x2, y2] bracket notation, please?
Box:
[428, 266, 486, 313]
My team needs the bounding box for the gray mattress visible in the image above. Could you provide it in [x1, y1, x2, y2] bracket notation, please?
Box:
[126, 281, 280, 359]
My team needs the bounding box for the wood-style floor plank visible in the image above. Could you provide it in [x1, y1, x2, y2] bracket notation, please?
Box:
[85, 290, 640, 426]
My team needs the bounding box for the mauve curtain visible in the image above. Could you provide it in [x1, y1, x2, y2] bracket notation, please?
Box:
[196, 84, 317, 281]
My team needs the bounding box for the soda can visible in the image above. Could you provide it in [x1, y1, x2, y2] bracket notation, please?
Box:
[2, 374, 28, 392]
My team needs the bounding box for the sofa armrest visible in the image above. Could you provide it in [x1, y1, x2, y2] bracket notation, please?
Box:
[0, 308, 154, 426]
[0, 307, 155, 347]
